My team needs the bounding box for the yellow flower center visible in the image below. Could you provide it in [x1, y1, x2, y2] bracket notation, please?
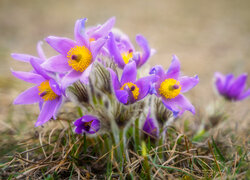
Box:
[67, 46, 92, 72]
[38, 80, 58, 101]
[120, 82, 140, 100]
[159, 79, 181, 99]
[121, 51, 133, 64]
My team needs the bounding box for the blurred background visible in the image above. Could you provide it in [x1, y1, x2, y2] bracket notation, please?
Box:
[0, 0, 250, 132]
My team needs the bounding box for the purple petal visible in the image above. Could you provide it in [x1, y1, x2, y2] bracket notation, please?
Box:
[46, 36, 76, 56]
[143, 110, 159, 138]
[80, 64, 93, 84]
[39, 101, 43, 111]
[179, 75, 199, 93]
[74, 18, 89, 46]
[14, 86, 42, 104]
[42, 55, 71, 73]
[224, 73, 234, 93]
[120, 35, 134, 51]
[90, 38, 106, 60]
[88, 120, 100, 134]
[135, 34, 150, 67]
[75, 126, 83, 134]
[135, 75, 157, 100]
[214, 72, 226, 94]
[82, 115, 97, 121]
[121, 61, 137, 85]
[30, 59, 51, 80]
[227, 73, 247, 98]
[91, 17, 116, 39]
[35, 99, 59, 127]
[108, 68, 121, 90]
[149, 65, 165, 78]
[61, 70, 82, 89]
[74, 117, 83, 127]
[237, 88, 250, 100]
[52, 96, 63, 119]
[49, 79, 61, 96]
[162, 94, 195, 116]
[115, 90, 129, 104]
[166, 55, 180, 79]
[37, 41, 46, 60]
[11, 70, 45, 84]
[11, 53, 43, 64]
[107, 32, 125, 68]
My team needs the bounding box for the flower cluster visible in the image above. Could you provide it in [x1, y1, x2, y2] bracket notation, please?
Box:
[12, 17, 201, 137]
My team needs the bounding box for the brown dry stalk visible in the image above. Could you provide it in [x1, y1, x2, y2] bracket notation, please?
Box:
[208, 140, 223, 178]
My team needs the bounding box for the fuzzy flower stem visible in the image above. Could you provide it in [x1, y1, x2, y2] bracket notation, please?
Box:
[134, 118, 140, 152]
[110, 132, 119, 161]
[119, 128, 126, 163]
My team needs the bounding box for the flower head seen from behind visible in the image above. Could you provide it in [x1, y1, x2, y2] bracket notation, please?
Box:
[42, 17, 115, 89]
[109, 61, 156, 105]
[214, 72, 250, 101]
[142, 109, 159, 138]
[12, 60, 63, 127]
[74, 115, 100, 134]
[107, 31, 152, 69]
[150, 55, 199, 117]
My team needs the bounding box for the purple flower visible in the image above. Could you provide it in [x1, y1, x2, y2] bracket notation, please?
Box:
[11, 41, 46, 64]
[12, 59, 63, 127]
[42, 17, 115, 88]
[74, 115, 100, 134]
[107, 31, 152, 69]
[108, 61, 157, 104]
[150, 55, 199, 117]
[214, 72, 250, 101]
[142, 109, 159, 138]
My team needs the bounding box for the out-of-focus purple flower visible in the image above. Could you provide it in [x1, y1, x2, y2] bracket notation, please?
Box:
[74, 115, 100, 134]
[11, 41, 46, 64]
[12, 59, 63, 127]
[107, 31, 152, 69]
[108, 61, 156, 104]
[142, 109, 159, 138]
[42, 17, 115, 88]
[150, 55, 199, 117]
[214, 72, 250, 101]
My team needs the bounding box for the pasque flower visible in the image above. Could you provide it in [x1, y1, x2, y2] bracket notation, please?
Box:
[74, 115, 100, 134]
[42, 17, 115, 88]
[11, 41, 46, 64]
[142, 109, 159, 138]
[107, 31, 152, 69]
[12, 59, 63, 127]
[109, 61, 156, 104]
[214, 72, 250, 101]
[150, 55, 199, 117]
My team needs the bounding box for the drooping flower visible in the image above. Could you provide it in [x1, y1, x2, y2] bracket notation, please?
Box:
[214, 72, 250, 101]
[142, 109, 159, 138]
[150, 55, 199, 117]
[12, 59, 63, 127]
[11, 41, 46, 64]
[108, 61, 157, 104]
[42, 17, 115, 88]
[107, 31, 152, 69]
[74, 115, 100, 134]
